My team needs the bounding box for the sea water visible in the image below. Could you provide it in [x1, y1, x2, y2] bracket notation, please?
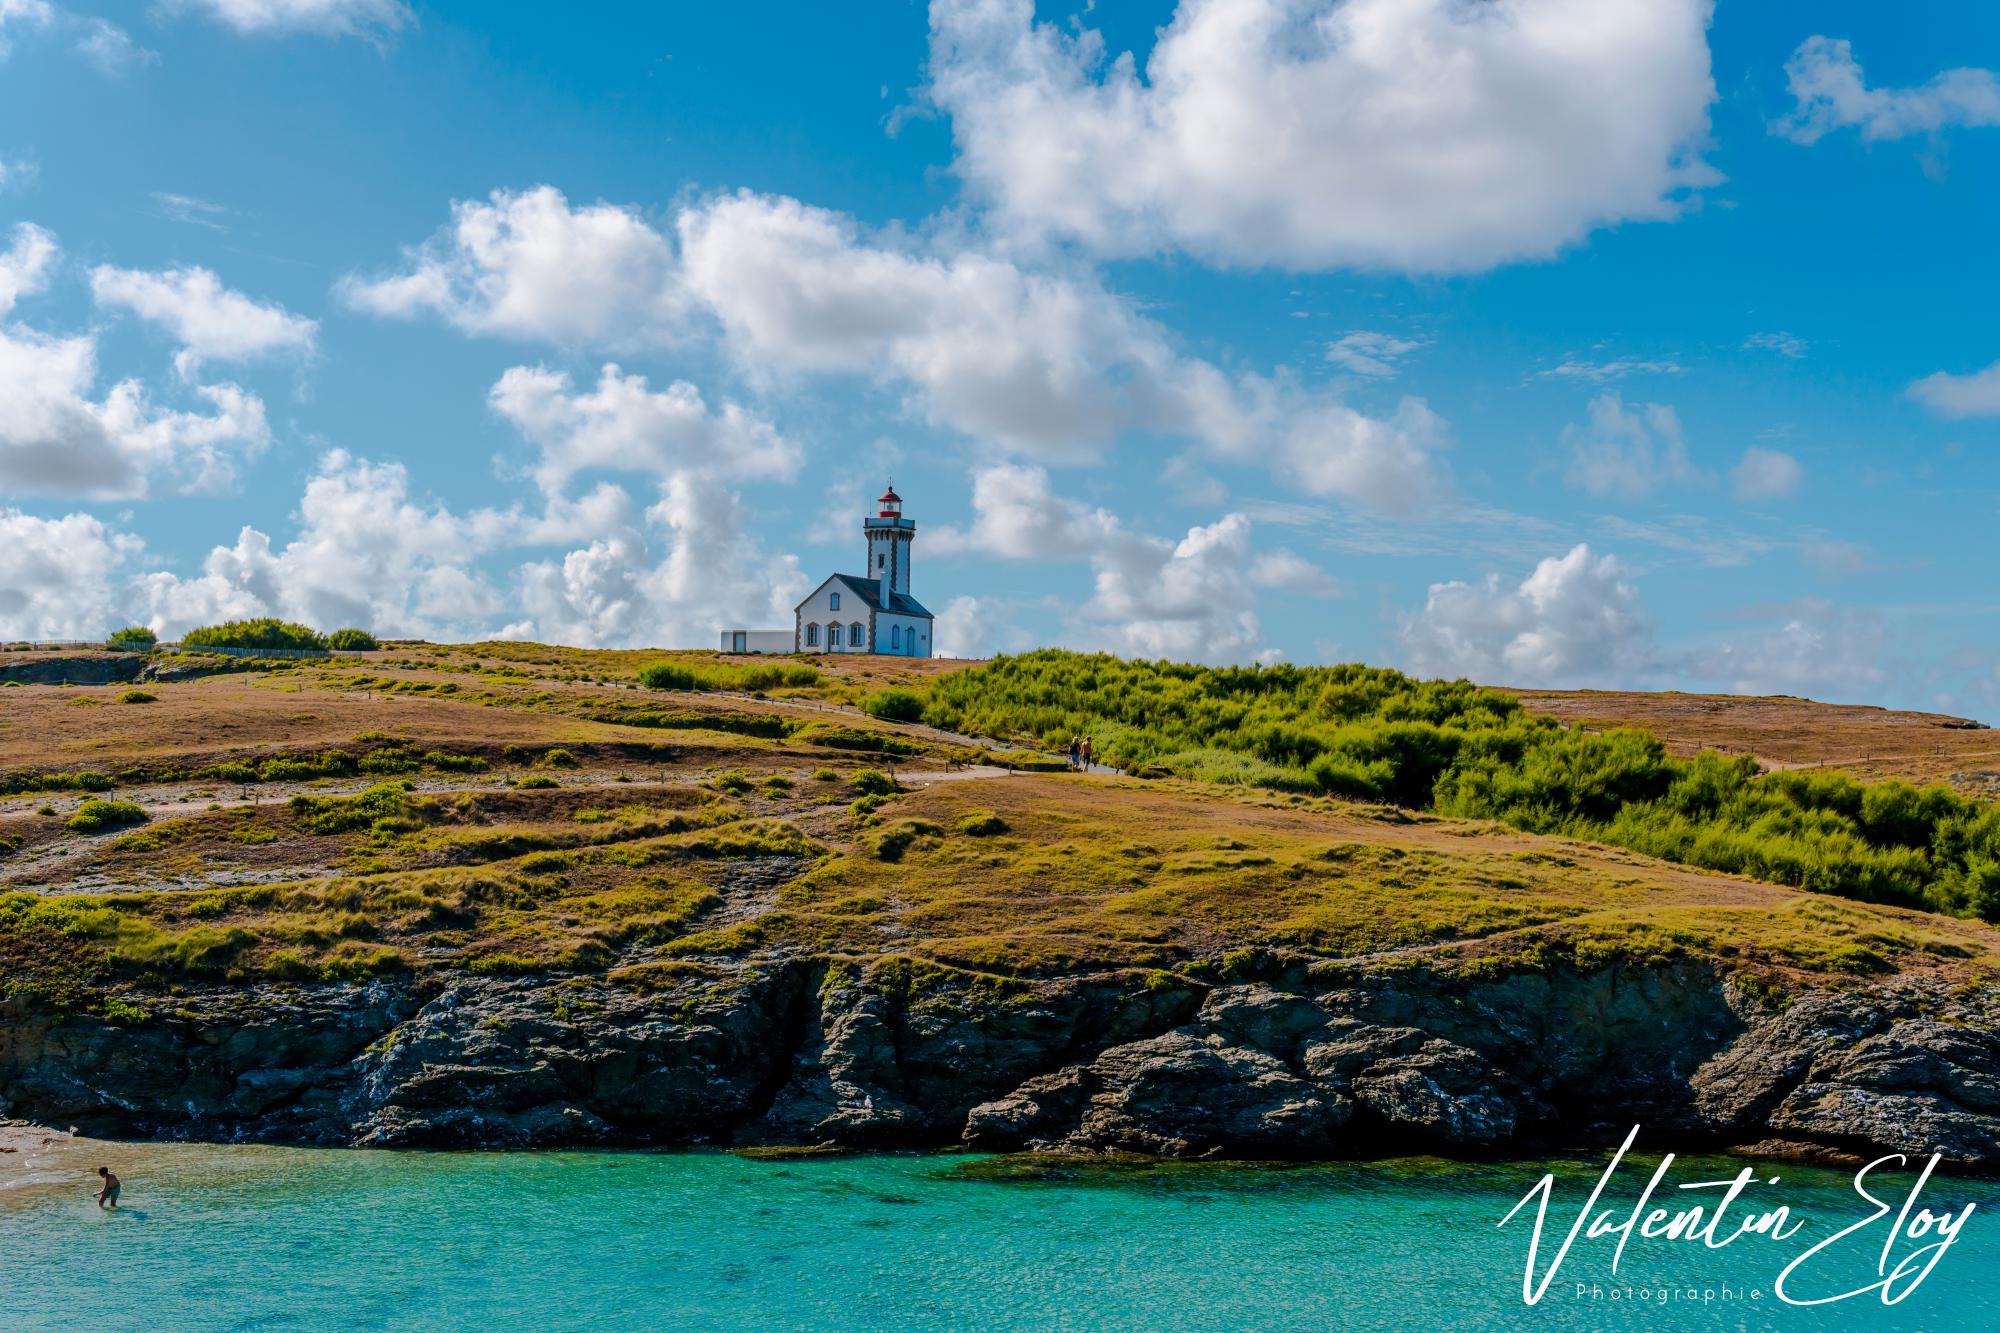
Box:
[2, 1136, 1996, 1331]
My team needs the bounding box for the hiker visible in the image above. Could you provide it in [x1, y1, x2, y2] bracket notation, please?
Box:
[1081, 736, 1093, 771]
[1067, 736, 1080, 771]
[95, 1166, 120, 1210]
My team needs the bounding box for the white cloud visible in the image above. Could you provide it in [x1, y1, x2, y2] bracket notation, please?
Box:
[489, 362, 799, 501]
[0, 324, 271, 498]
[1708, 600, 1885, 699]
[75, 17, 153, 75]
[1326, 330, 1424, 378]
[90, 264, 317, 371]
[134, 450, 512, 638]
[167, 0, 412, 39]
[355, 186, 1447, 505]
[1537, 357, 1682, 383]
[926, 0, 1718, 272]
[933, 463, 1330, 663]
[516, 475, 807, 649]
[927, 462, 1124, 559]
[0, 506, 138, 641]
[1399, 544, 1655, 686]
[0, 221, 56, 316]
[1562, 394, 1698, 499]
[1909, 360, 2000, 418]
[1730, 446, 1803, 501]
[933, 594, 1000, 659]
[338, 185, 685, 345]
[1743, 331, 1806, 359]
[1777, 36, 2000, 145]
[0, 0, 52, 59]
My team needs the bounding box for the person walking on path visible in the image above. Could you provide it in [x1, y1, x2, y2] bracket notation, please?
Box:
[1081, 736, 1093, 771]
[1067, 736, 1080, 771]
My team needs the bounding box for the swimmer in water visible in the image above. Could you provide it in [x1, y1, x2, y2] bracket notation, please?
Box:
[95, 1167, 120, 1210]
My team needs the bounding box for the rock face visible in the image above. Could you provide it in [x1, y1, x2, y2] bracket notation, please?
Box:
[2, 958, 1997, 1166]
[0, 654, 145, 686]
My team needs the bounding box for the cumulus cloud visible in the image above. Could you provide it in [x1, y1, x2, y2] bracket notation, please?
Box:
[0, 227, 277, 498]
[339, 186, 685, 345]
[133, 451, 512, 637]
[1777, 36, 2000, 145]
[1562, 394, 1698, 499]
[0, 221, 55, 316]
[353, 186, 1447, 506]
[0, 506, 138, 640]
[926, 0, 1718, 272]
[167, 0, 411, 39]
[1909, 360, 2000, 418]
[90, 264, 317, 372]
[0, 0, 51, 58]
[1399, 544, 1655, 686]
[516, 475, 807, 650]
[1730, 446, 1803, 501]
[933, 463, 1332, 662]
[0, 324, 270, 498]
[1708, 600, 1886, 699]
[489, 362, 799, 502]
[1325, 330, 1424, 378]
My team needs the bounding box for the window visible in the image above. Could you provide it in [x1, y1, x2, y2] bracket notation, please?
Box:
[890, 625, 901, 650]
[877, 554, 885, 570]
[805, 623, 818, 647]
[828, 622, 842, 647]
[829, 592, 840, 611]
[850, 622, 864, 648]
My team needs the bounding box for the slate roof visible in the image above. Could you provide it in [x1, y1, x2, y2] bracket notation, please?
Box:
[796, 574, 933, 619]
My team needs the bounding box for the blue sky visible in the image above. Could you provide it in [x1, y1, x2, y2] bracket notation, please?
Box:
[2, 1, 1997, 714]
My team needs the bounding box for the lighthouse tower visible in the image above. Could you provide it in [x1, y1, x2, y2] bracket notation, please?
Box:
[864, 484, 915, 598]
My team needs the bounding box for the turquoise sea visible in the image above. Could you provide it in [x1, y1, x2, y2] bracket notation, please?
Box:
[2, 1135, 1995, 1331]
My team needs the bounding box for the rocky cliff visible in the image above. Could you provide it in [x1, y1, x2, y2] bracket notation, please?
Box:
[4, 955, 1996, 1166]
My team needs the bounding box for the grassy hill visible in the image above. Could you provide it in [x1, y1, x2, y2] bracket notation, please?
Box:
[3, 643, 1997, 1018]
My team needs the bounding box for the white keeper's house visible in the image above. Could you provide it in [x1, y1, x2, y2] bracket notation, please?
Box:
[720, 485, 934, 657]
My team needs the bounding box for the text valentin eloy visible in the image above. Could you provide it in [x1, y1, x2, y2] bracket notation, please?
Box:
[1497, 1126, 1975, 1307]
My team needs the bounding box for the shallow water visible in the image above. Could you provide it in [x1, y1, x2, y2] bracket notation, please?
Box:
[2, 1133, 1995, 1331]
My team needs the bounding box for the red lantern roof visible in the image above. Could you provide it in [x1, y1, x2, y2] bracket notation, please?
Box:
[878, 486, 901, 504]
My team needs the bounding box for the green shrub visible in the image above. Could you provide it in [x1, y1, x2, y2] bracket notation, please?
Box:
[542, 748, 581, 769]
[105, 626, 157, 651]
[516, 775, 560, 790]
[182, 619, 328, 651]
[862, 689, 926, 723]
[637, 659, 822, 693]
[115, 690, 157, 705]
[2, 770, 115, 795]
[956, 811, 1008, 837]
[66, 799, 148, 834]
[203, 762, 259, 784]
[712, 770, 753, 794]
[811, 768, 839, 782]
[851, 768, 899, 797]
[327, 628, 380, 652]
[291, 783, 416, 835]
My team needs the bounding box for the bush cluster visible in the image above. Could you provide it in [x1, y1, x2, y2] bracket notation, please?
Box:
[327, 628, 380, 652]
[104, 626, 157, 652]
[929, 650, 2000, 921]
[182, 619, 328, 651]
[637, 660, 821, 693]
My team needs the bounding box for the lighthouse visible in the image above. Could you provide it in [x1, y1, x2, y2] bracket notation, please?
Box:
[756, 484, 934, 656]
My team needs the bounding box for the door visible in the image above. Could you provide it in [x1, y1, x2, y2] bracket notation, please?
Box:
[731, 632, 747, 653]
